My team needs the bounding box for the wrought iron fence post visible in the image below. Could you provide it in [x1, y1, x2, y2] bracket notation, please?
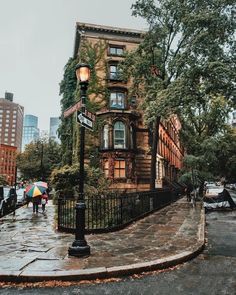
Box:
[58, 198, 61, 230]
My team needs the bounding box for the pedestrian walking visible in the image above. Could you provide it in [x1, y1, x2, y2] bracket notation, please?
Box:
[32, 196, 41, 214]
[41, 192, 48, 213]
[186, 183, 193, 202]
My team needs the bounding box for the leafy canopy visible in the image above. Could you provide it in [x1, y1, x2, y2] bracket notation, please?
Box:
[17, 139, 61, 182]
[121, 0, 236, 122]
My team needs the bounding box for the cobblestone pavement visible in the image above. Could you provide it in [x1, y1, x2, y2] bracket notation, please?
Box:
[0, 198, 205, 282]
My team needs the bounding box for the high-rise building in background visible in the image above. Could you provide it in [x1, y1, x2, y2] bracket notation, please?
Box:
[0, 92, 24, 151]
[22, 114, 40, 151]
[49, 117, 60, 143]
[0, 92, 23, 185]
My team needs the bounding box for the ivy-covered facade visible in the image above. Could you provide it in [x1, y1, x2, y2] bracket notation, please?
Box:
[61, 22, 184, 192]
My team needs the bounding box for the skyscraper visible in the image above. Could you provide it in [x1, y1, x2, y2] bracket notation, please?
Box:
[22, 114, 39, 151]
[49, 117, 60, 143]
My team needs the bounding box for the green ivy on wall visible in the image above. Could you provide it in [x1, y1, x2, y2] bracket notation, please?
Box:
[58, 40, 109, 167]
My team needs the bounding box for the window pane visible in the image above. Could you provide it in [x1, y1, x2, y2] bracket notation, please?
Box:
[109, 47, 116, 54]
[120, 160, 125, 168]
[114, 161, 120, 168]
[120, 169, 126, 177]
[110, 72, 117, 79]
[114, 121, 125, 148]
[114, 121, 124, 130]
[115, 130, 124, 138]
[110, 65, 117, 72]
[114, 140, 124, 148]
[114, 170, 120, 178]
[117, 48, 123, 55]
[103, 125, 109, 148]
[110, 92, 125, 109]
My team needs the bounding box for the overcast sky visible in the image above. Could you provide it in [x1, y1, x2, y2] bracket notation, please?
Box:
[0, 0, 147, 131]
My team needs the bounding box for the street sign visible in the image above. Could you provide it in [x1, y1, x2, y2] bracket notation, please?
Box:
[77, 110, 94, 130]
[63, 101, 82, 118]
[83, 109, 96, 122]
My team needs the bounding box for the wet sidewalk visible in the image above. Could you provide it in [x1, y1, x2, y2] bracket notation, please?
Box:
[0, 198, 205, 282]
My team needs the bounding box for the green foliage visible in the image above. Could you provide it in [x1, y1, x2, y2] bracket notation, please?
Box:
[79, 40, 108, 111]
[122, 0, 236, 123]
[84, 166, 111, 197]
[50, 164, 79, 196]
[121, 0, 236, 184]
[50, 164, 110, 197]
[16, 139, 61, 182]
[58, 57, 78, 165]
[180, 128, 236, 184]
[202, 131, 236, 181]
[58, 41, 108, 167]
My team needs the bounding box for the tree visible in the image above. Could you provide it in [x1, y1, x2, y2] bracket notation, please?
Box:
[16, 139, 61, 182]
[201, 129, 236, 182]
[121, 0, 236, 189]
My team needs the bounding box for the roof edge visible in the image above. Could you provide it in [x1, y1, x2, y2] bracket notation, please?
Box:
[76, 22, 146, 36]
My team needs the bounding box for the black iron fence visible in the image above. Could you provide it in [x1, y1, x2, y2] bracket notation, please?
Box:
[58, 189, 182, 234]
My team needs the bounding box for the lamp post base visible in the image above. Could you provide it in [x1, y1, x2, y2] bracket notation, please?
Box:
[68, 240, 90, 257]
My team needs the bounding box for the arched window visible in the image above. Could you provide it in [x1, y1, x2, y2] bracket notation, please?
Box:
[102, 124, 109, 149]
[114, 121, 126, 149]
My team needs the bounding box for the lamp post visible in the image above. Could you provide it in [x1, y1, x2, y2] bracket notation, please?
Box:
[68, 63, 91, 257]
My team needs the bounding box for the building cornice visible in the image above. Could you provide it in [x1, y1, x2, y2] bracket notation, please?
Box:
[73, 22, 146, 58]
[76, 22, 146, 36]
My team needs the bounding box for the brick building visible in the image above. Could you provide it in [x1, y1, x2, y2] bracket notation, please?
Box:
[0, 144, 17, 185]
[0, 92, 24, 151]
[73, 23, 184, 191]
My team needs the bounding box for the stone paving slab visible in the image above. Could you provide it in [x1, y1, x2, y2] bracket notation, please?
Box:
[0, 198, 205, 282]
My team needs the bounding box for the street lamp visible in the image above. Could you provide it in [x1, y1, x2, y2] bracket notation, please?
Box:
[68, 63, 91, 257]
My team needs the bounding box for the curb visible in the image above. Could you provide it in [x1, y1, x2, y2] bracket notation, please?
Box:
[0, 207, 205, 283]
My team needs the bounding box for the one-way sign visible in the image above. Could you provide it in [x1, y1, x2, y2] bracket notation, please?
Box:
[77, 110, 93, 130]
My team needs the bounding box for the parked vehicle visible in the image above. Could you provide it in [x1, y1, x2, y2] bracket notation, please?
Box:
[204, 185, 236, 210]
[205, 185, 224, 198]
[0, 187, 17, 217]
[16, 188, 26, 206]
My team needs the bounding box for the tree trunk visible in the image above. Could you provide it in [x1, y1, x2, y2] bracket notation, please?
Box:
[150, 116, 161, 190]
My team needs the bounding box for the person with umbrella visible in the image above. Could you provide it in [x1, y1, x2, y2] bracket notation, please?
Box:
[25, 184, 47, 214]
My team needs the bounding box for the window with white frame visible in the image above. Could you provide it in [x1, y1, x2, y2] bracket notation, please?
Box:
[108, 46, 124, 56]
[110, 91, 125, 109]
[114, 121, 126, 149]
[109, 64, 119, 80]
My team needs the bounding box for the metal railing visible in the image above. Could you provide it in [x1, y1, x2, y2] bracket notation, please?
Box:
[58, 189, 182, 233]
